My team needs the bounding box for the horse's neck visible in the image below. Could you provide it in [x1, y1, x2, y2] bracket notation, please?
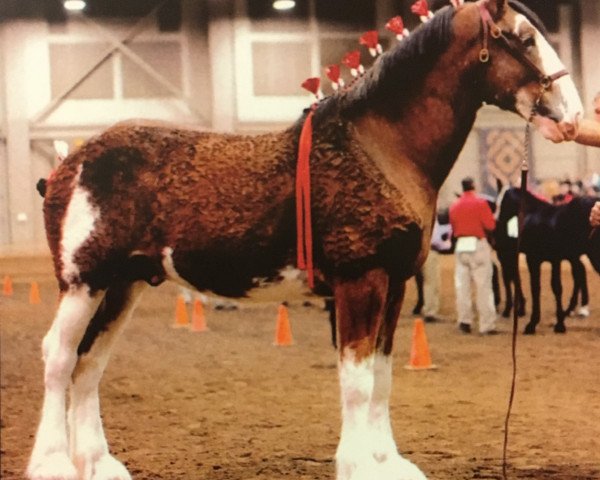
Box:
[350, 51, 482, 193]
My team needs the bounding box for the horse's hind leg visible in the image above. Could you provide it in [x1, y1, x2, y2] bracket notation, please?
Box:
[69, 281, 147, 480]
[550, 261, 566, 333]
[569, 258, 589, 317]
[577, 261, 589, 317]
[28, 286, 105, 480]
[334, 270, 425, 480]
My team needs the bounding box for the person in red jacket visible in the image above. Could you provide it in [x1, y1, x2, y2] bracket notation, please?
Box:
[449, 177, 498, 335]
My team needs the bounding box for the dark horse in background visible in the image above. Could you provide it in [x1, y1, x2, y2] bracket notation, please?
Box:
[496, 187, 600, 334]
[28, 1, 582, 479]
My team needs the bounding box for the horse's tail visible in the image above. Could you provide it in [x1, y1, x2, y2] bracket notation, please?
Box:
[36, 178, 47, 197]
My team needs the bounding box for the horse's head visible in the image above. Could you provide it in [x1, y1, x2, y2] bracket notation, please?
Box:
[463, 0, 582, 143]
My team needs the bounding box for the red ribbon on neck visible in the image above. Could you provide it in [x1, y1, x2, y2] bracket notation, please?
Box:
[296, 109, 315, 289]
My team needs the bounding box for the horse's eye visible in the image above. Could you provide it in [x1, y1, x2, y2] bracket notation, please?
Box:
[522, 36, 535, 49]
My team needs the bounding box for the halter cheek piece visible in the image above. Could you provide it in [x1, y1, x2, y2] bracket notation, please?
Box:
[478, 1, 568, 96]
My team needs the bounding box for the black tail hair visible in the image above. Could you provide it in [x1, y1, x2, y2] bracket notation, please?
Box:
[36, 178, 47, 198]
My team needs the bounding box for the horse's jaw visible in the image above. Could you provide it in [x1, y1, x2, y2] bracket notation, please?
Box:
[531, 114, 580, 143]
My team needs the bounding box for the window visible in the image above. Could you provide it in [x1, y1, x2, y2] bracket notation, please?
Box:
[235, 0, 382, 122]
[48, 18, 184, 101]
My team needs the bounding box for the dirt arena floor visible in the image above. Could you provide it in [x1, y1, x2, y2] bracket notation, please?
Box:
[1, 254, 599, 480]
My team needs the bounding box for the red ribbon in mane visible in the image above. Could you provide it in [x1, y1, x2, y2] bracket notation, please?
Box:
[296, 107, 315, 289]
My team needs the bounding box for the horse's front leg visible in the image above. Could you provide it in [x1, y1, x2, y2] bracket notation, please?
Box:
[497, 251, 514, 318]
[550, 261, 566, 333]
[334, 269, 426, 480]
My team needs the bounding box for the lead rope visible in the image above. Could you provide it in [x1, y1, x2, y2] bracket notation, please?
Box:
[502, 87, 545, 479]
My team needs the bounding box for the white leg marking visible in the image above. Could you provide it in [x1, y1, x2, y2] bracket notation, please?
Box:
[336, 350, 427, 480]
[577, 305, 590, 318]
[28, 286, 105, 480]
[69, 282, 147, 480]
[61, 170, 101, 284]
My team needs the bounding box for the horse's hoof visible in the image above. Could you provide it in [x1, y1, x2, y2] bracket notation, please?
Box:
[501, 309, 511, 318]
[553, 323, 567, 334]
[523, 324, 536, 335]
[337, 453, 427, 480]
[27, 452, 78, 480]
[577, 305, 590, 318]
[88, 454, 132, 480]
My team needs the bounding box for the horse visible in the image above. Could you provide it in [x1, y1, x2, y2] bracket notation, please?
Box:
[493, 183, 589, 321]
[27, 1, 582, 479]
[495, 186, 600, 334]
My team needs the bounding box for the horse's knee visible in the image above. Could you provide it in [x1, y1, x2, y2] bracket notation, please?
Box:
[43, 341, 79, 389]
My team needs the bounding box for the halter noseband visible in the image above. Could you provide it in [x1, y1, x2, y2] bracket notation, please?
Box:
[478, 1, 568, 91]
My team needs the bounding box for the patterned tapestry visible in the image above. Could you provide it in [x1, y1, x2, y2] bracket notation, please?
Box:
[478, 127, 533, 197]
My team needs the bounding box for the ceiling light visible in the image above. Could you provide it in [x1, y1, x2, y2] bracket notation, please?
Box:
[63, 0, 86, 12]
[272, 0, 296, 11]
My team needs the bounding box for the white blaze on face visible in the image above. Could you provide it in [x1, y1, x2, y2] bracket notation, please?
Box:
[513, 14, 582, 140]
[61, 170, 100, 284]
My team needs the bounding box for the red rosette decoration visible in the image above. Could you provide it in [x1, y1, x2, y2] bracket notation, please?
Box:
[385, 16, 410, 41]
[325, 64, 345, 91]
[359, 30, 382, 57]
[301, 77, 323, 99]
[411, 0, 434, 22]
[342, 50, 364, 77]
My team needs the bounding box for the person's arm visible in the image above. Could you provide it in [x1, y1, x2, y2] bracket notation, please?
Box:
[590, 201, 600, 227]
[575, 118, 600, 147]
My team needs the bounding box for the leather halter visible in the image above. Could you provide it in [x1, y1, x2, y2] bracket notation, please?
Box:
[478, 1, 568, 89]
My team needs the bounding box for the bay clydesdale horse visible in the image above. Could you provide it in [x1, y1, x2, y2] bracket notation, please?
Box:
[28, 1, 582, 479]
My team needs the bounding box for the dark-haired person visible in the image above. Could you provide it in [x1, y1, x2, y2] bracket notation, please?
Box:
[449, 177, 498, 335]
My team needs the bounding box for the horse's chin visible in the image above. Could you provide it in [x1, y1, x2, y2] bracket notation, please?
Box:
[532, 115, 578, 143]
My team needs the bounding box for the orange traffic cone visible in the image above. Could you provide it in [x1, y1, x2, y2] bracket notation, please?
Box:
[191, 299, 209, 332]
[29, 281, 41, 304]
[404, 318, 437, 370]
[274, 304, 293, 346]
[3, 276, 13, 296]
[173, 295, 190, 328]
